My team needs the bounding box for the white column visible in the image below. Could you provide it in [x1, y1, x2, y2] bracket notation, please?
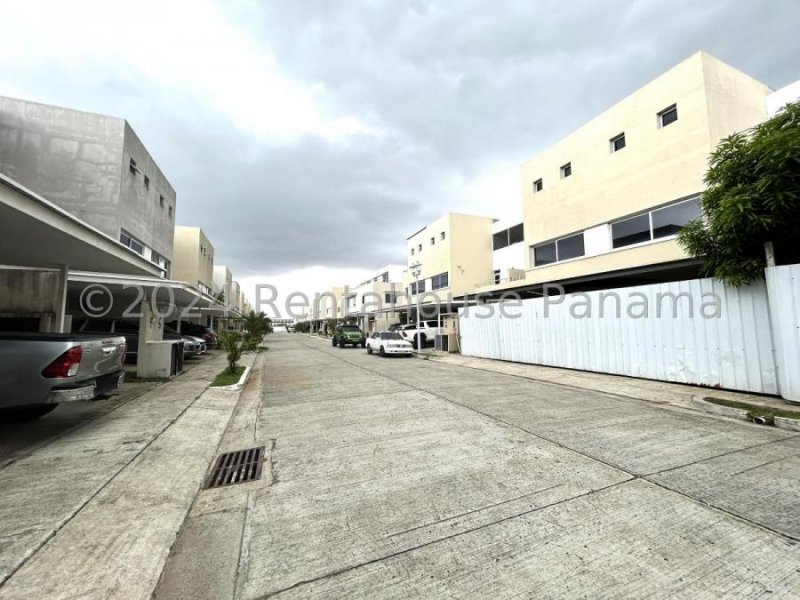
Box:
[55, 264, 69, 333]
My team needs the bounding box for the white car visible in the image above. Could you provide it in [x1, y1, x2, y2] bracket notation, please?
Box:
[397, 320, 443, 348]
[366, 331, 414, 356]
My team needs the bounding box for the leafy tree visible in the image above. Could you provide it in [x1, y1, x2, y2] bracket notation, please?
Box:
[678, 100, 800, 286]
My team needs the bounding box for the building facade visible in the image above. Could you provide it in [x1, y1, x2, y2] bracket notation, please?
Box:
[172, 226, 215, 295]
[499, 52, 771, 293]
[404, 212, 495, 302]
[0, 96, 176, 276]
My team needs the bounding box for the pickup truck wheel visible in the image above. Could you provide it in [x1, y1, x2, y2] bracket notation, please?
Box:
[379, 346, 386, 357]
[1, 404, 58, 422]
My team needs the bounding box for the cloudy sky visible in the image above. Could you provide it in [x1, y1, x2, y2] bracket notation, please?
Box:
[2, 0, 799, 312]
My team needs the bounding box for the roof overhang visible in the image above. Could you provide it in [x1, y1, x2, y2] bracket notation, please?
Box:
[0, 173, 162, 277]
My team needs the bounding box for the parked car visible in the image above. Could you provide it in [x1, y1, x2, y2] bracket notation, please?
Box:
[332, 324, 366, 348]
[0, 332, 127, 421]
[397, 320, 443, 348]
[366, 331, 414, 357]
[166, 321, 218, 348]
[72, 319, 199, 362]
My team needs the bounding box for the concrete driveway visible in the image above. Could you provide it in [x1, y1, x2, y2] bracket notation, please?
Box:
[159, 333, 800, 599]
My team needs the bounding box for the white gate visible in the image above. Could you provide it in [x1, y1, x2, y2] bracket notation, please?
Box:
[459, 276, 780, 395]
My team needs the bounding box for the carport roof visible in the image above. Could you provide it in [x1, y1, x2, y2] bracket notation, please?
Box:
[0, 173, 162, 277]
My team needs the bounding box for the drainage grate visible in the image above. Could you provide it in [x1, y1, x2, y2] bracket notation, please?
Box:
[204, 446, 264, 489]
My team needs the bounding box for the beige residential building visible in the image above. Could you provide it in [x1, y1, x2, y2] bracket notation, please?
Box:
[231, 281, 242, 313]
[212, 265, 232, 303]
[171, 226, 215, 295]
[479, 51, 771, 294]
[403, 212, 495, 302]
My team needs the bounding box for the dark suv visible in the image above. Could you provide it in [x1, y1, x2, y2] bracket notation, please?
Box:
[332, 324, 366, 348]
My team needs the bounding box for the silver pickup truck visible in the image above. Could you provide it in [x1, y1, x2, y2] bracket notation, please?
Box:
[0, 333, 127, 421]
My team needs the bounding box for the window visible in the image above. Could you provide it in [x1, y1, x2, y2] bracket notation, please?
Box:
[431, 272, 449, 290]
[159, 194, 164, 208]
[440, 231, 446, 241]
[168, 206, 173, 219]
[384, 293, 397, 304]
[120, 229, 144, 255]
[494, 269, 501, 284]
[533, 178, 543, 193]
[410, 280, 426, 295]
[410, 248, 415, 256]
[493, 223, 525, 250]
[659, 104, 678, 127]
[560, 163, 572, 179]
[430, 237, 435, 246]
[612, 214, 651, 248]
[611, 197, 700, 248]
[610, 133, 626, 153]
[533, 233, 585, 266]
[382, 271, 389, 282]
[144, 175, 150, 190]
[508, 223, 524, 245]
[651, 197, 701, 239]
[418, 244, 422, 252]
[129, 158, 137, 175]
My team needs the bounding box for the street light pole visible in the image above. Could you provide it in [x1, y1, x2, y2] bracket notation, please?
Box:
[410, 261, 422, 352]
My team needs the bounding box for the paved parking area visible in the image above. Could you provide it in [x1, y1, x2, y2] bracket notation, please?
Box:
[159, 334, 800, 599]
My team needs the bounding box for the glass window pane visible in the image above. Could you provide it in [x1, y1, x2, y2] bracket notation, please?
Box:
[493, 231, 509, 251]
[534, 242, 557, 266]
[508, 224, 524, 245]
[660, 105, 678, 127]
[652, 198, 701, 239]
[557, 233, 585, 261]
[612, 214, 651, 248]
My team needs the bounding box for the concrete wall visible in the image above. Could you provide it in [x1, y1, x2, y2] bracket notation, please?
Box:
[0, 97, 177, 269]
[0, 269, 61, 314]
[0, 97, 125, 236]
[120, 122, 176, 263]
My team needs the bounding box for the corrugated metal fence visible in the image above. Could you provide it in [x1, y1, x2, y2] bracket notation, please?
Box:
[766, 264, 800, 401]
[459, 271, 800, 398]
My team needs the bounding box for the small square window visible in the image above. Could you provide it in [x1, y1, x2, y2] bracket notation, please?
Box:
[533, 179, 543, 193]
[560, 163, 572, 179]
[610, 133, 626, 153]
[144, 175, 150, 190]
[168, 206, 173, 219]
[159, 194, 164, 208]
[659, 104, 678, 127]
[440, 231, 446, 241]
[418, 244, 422, 252]
[430, 237, 435, 246]
[129, 158, 137, 175]
[411, 248, 415, 256]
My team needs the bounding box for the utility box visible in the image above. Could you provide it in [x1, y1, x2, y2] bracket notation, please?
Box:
[435, 334, 459, 353]
[138, 340, 184, 379]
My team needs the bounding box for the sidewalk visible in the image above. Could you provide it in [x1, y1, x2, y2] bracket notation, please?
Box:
[423, 351, 800, 415]
[0, 350, 261, 600]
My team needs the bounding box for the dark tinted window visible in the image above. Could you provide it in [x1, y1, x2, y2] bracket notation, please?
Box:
[612, 214, 651, 248]
[380, 332, 402, 340]
[611, 133, 626, 152]
[341, 325, 360, 332]
[508, 223, 524, 245]
[660, 104, 678, 127]
[493, 231, 509, 251]
[652, 198, 701, 239]
[557, 234, 585, 261]
[533, 179, 543, 193]
[561, 163, 572, 178]
[534, 242, 557, 266]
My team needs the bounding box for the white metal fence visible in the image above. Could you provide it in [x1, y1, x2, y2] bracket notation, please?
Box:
[459, 272, 800, 398]
[766, 264, 800, 401]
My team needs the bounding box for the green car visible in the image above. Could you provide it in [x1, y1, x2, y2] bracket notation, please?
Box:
[332, 324, 366, 348]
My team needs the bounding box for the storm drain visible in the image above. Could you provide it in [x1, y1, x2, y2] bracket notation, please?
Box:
[204, 446, 264, 489]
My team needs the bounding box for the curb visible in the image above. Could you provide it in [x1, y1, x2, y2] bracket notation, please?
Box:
[692, 396, 800, 432]
[213, 366, 251, 392]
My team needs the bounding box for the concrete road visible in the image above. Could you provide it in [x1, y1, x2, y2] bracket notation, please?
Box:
[158, 334, 800, 599]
